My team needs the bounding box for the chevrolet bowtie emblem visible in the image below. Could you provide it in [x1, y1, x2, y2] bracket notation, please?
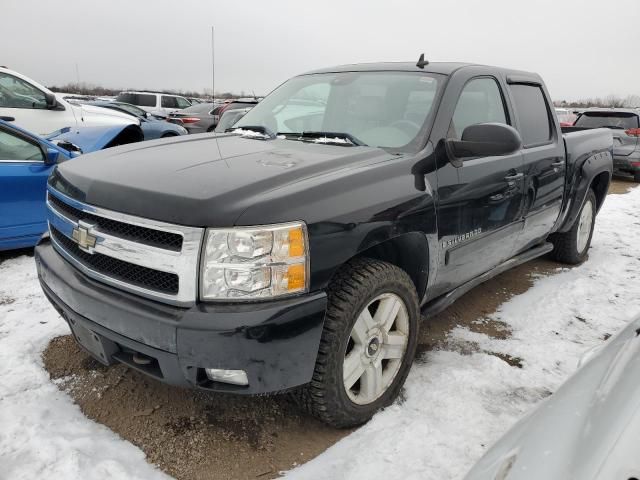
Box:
[72, 223, 97, 252]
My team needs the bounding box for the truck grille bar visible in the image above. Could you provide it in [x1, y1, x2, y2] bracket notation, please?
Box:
[46, 187, 204, 306]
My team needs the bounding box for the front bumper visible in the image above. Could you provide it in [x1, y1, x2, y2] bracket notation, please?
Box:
[35, 239, 327, 394]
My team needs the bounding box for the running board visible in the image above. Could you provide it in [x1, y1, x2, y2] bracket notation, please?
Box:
[421, 242, 554, 318]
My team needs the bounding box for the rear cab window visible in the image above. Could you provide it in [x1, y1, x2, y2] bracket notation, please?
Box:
[508, 84, 553, 147]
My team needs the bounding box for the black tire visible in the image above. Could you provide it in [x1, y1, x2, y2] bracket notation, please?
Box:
[549, 189, 597, 264]
[299, 257, 419, 428]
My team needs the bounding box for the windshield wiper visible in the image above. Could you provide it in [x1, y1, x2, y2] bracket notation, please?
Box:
[280, 131, 367, 146]
[225, 125, 276, 139]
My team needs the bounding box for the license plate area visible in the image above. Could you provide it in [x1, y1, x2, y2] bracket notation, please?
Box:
[67, 316, 118, 365]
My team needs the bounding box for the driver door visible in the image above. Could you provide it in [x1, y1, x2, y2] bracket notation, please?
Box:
[434, 75, 525, 291]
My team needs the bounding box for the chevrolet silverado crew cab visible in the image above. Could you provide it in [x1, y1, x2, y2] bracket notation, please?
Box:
[35, 59, 613, 428]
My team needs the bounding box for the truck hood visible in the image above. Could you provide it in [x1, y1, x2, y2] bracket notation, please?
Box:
[48, 133, 396, 226]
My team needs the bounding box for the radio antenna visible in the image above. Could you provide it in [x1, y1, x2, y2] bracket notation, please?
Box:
[416, 53, 429, 69]
[211, 25, 224, 158]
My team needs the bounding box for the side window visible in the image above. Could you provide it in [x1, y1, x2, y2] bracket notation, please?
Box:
[0, 73, 47, 109]
[449, 77, 508, 139]
[161, 96, 178, 109]
[509, 84, 552, 147]
[175, 97, 191, 109]
[0, 130, 44, 161]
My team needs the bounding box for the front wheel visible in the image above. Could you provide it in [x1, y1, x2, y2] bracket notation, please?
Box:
[300, 258, 419, 428]
[550, 189, 596, 264]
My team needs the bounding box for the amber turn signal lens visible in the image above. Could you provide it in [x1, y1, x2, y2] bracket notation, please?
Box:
[286, 263, 306, 290]
[288, 227, 305, 257]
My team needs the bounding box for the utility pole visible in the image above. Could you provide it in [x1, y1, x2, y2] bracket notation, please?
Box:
[211, 26, 215, 101]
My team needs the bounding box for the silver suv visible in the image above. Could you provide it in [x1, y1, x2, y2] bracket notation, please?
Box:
[574, 109, 640, 181]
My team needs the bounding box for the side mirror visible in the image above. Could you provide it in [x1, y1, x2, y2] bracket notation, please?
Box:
[44, 147, 60, 165]
[44, 92, 58, 110]
[445, 123, 522, 167]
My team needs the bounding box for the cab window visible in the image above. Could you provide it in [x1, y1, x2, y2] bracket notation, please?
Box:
[0, 73, 48, 109]
[449, 77, 508, 139]
[0, 129, 44, 161]
[509, 84, 552, 147]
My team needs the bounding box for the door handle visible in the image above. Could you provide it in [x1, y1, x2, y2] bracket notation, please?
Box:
[551, 161, 564, 168]
[504, 172, 524, 182]
[0, 116, 15, 122]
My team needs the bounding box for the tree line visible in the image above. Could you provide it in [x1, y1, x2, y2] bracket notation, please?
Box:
[48, 82, 247, 100]
[554, 94, 640, 109]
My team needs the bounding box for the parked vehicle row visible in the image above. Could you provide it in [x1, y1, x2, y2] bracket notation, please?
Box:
[35, 59, 613, 428]
[167, 98, 260, 133]
[85, 101, 188, 139]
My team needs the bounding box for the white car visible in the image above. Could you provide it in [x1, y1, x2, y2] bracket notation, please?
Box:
[0, 67, 137, 135]
[114, 91, 192, 117]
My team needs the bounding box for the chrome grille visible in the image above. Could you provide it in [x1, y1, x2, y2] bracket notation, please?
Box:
[46, 187, 204, 306]
[48, 194, 183, 251]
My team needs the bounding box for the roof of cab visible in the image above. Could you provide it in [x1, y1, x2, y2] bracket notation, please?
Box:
[302, 61, 541, 81]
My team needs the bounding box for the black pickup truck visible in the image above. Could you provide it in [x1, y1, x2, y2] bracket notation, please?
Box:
[35, 59, 613, 428]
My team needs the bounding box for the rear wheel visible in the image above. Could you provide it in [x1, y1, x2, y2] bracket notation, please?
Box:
[300, 257, 419, 428]
[550, 189, 596, 264]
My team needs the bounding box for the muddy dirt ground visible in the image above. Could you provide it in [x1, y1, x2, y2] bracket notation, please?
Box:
[41, 178, 637, 480]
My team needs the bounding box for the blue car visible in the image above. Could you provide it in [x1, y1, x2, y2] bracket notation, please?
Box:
[85, 101, 188, 139]
[0, 120, 143, 250]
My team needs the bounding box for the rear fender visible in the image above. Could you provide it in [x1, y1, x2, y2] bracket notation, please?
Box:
[556, 149, 612, 233]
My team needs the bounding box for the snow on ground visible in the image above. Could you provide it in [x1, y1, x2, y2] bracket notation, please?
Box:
[0, 186, 639, 480]
[0, 257, 169, 480]
[289, 186, 640, 480]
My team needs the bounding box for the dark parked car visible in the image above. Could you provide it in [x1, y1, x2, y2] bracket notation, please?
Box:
[572, 109, 640, 181]
[36, 59, 612, 428]
[85, 101, 187, 139]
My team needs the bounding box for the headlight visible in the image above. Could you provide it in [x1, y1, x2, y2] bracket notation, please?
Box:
[200, 221, 308, 301]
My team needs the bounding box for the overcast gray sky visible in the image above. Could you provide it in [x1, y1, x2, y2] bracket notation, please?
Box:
[4, 0, 639, 100]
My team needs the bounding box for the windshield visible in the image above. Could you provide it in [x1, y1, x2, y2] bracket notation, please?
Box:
[574, 112, 639, 129]
[235, 71, 441, 151]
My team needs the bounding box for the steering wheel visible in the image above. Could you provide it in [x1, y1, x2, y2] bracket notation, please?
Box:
[389, 119, 421, 137]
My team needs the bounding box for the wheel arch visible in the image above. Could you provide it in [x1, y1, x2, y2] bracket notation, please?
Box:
[348, 232, 430, 302]
[590, 170, 610, 212]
